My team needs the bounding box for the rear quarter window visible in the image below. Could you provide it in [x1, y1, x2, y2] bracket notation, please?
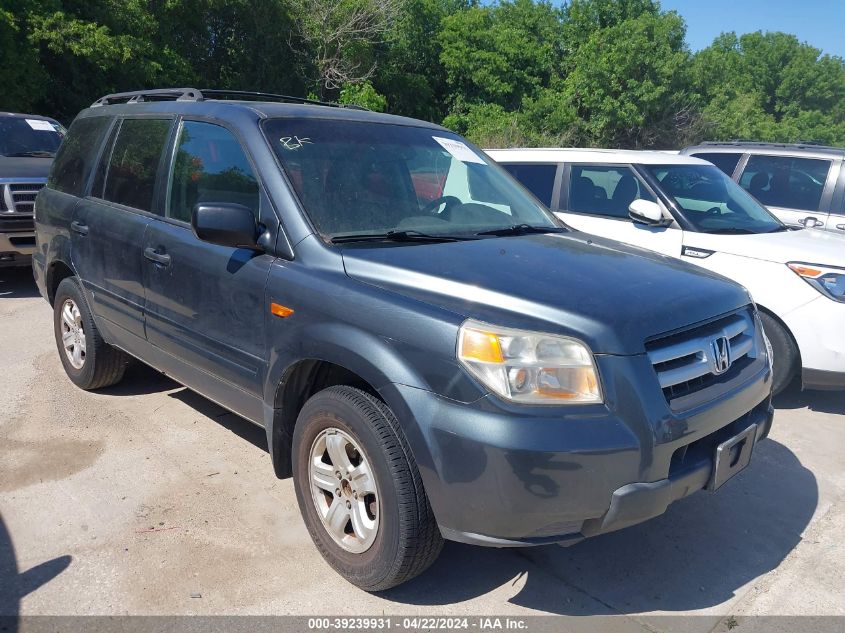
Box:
[102, 118, 172, 212]
[48, 116, 113, 196]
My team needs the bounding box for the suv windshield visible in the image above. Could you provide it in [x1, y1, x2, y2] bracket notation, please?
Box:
[0, 117, 64, 157]
[644, 164, 785, 234]
[263, 118, 559, 242]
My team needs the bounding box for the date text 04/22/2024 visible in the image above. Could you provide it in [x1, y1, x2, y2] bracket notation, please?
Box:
[307, 617, 528, 631]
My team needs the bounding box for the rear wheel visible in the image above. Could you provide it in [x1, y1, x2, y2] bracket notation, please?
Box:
[292, 386, 443, 591]
[759, 312, 798, 395]
[53, 277, 128, 390]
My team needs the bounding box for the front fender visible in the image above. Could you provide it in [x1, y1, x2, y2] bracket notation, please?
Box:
[263, 322, 428, 405]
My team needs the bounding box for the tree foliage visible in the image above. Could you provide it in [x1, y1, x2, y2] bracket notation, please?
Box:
[0, 0, 843, 148]
[690, 31, 845, 144]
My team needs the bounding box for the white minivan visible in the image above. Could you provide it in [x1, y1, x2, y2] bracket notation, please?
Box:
[487, 148, 845, 393]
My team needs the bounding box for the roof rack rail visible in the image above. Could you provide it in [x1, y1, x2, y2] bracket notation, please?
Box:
[199, 89, 346, 108]
[92, 88, 203, 107]
[697, 140, 843, 151]
[201, 89, 369, 110]
[91, 87, 370, 111]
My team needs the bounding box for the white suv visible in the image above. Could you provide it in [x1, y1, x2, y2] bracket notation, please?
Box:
[487, 148, 845, 394]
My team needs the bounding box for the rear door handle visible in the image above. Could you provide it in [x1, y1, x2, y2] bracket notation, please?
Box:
[70, 220, 89, 236]
[144, 247, 171, 266]
[837, 224, 845, 230]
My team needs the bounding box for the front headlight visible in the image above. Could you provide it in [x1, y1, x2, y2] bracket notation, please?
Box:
[788, 262, 845, 303]
[457, 320, 602, 404]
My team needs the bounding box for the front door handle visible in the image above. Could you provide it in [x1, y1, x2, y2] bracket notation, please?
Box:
[70, 220, 89, 236]
[144, 247, 171, 267]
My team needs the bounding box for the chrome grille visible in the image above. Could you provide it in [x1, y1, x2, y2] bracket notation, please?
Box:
[647, 309, 758, 401]
[4, 183, 45, 213]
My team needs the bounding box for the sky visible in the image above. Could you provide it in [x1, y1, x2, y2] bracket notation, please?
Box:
[652, 1, 844, 57]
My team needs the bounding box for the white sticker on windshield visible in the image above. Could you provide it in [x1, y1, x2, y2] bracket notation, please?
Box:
[432, 136, 486, 165]
[26, 119, 55, 131]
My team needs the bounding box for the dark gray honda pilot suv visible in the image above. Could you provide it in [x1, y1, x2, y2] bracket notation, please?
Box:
[34, 88, 774, 590]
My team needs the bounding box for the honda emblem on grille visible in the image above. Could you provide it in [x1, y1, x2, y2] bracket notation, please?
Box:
[710, 336, 732, 375]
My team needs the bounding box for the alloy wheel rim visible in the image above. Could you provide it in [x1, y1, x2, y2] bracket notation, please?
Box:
[60, 299, 86, 369]
[309, 427, 380, 553]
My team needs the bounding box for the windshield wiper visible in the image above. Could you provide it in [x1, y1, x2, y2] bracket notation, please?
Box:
[8, 151, 55, 158]
[330, 230, 470, 244]
[705, 227, 757, 235]
[475, 224, 566, 237]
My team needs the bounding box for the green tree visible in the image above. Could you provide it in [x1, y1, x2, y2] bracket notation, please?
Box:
[691, 31, 845, 143]
[338, 81, 388, 111]
[557, 9, 699, 147]
[439, 0, 563, 109]
[153, 0, 303, 97]
[561, 0, 659, 58]
[0, 3, 47, 111]
[7, 0, 190, 121]
[373, 0, 469, 121]
[289, 0, 403, 99]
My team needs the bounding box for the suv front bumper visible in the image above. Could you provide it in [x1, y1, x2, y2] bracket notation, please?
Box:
[0, 231, 36, 267]
[388, 352, 773, 547]
[782, 295, 845, 389]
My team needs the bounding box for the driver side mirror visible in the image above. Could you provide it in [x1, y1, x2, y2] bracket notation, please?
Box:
[192, 203, 259, 249]
[629, 199, 667, 227]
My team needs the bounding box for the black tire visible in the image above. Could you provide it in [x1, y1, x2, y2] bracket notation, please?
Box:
[292, 385, 443, 591]
[759, 311, 798, 395]
[53, 277, 128, 390]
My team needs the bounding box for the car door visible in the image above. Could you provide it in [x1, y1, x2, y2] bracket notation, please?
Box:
[737, 154, 836, 229]
[556, 164, 683, 257]
[143, 118, 274, 399]
[71, 116, 174, 340]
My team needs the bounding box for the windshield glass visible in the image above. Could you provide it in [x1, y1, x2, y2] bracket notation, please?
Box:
[262, 118, 558, 241]
[644, 164, 785, 234]
[0, 117, 64, 157]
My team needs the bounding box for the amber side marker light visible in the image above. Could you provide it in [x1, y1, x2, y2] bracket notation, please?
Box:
[271, 303, 294, 318]
[788, 263, 822, 278]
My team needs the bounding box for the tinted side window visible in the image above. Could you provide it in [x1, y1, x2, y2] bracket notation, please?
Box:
[691, 152, 742, 177]
[167, 121, 259, 223]
[102, 118, 172, 212]
[48, 117, 112, 196]
[739, 155, 831, 211]
[501, 164, 557, 207]
[568, 165, 656, 219]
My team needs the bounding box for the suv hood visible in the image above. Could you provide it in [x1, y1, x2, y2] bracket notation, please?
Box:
[341, 232, 751, 355]
[689, 227, 845, 267]
[0, 155, 53, 179]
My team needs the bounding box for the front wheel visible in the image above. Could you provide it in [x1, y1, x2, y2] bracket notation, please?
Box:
[292, 386, 443, 591]
[759, 312, 798, 395]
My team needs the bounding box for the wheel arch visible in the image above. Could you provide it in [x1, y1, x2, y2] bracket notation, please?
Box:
[45, 259, 77, 306]
[266, 349, 432, 481]
[756, 303, 802, 381]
